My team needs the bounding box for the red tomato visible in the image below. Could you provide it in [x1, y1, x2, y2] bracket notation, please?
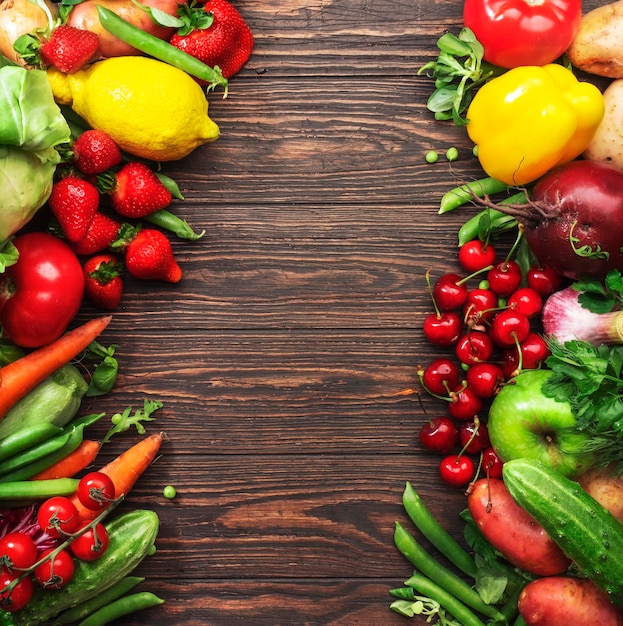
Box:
[77, 472, 116, 511]
[463, 0, 582, 69]
[34, 548, 74, 589]
[0, 532, 37, 572]
[0, 232, 85, 348]
[70, 523, 109, 561]
[37, 496, 80, 538]
[0, 571, 33, 612]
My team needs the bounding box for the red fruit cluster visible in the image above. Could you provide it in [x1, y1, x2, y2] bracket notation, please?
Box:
[419, 239, 563, 488]
[48, 130, 184, 311]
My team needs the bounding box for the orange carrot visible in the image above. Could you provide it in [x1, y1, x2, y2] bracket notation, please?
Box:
[0, 316, 112, 420]
[30, 440, 100, 481]
[71, 432, 163, 522]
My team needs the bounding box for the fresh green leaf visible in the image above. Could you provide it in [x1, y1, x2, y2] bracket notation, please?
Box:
[102, 399, 163, 444]
[573, 269, 623, 314]
[85, 341, 119, 397]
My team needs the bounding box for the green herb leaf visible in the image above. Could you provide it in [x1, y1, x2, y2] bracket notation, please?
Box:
[101, 399, 163, 444]
[85, 341, 119, 397]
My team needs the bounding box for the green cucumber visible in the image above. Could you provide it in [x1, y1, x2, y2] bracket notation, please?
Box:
[12, 510, 159, 625]
[503, 458, 623, 606]
[0, 364, 88, 440]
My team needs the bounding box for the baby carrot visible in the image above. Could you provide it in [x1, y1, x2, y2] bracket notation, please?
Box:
[0, 316, 112, 420]
[31, 440, 100, 480]
[71, 432, 163, 521]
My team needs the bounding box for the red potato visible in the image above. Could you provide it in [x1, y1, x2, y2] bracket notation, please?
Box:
[519, 576, 623, 625]
[67, 0, 179, 58]
[578, 466, 623, 523]
[468, 478, 571, 576]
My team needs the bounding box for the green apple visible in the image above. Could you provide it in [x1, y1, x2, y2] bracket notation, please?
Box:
[487, 369, 594, 478]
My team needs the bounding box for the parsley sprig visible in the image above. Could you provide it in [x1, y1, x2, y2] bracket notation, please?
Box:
[573, 269, 623, 314]
[417, 28, 504, 126]
[542, 338, 623, 472]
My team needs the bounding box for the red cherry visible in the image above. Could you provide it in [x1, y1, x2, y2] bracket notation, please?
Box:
[465, 362, 504, 398]
[459, 419, 490, 454]
[419, 358, 460, 396]
[448, 385, 483, 421]
[455, 331, 494, 365]
[439, 454, 475, 487]
[526, 265, 562, 297]
[463, 288, 498, 326]
[458, 240, 496, 273]
[433, 273, 468, 311]
[423, 311, 462, 347]
[487, 260, 522, 297]
[490, 310, 530, 347]
[482, 446, 504, 479]
[419, 417, 459, 454]
[507, 287, 543, 319]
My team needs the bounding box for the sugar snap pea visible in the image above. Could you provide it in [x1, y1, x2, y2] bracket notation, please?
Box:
[0, 429, 72, 475]
[0, 423, 63, 463]
[96, 6, 228, 94]
[439, 177, 511, 214]
[77, 591, 164, 626]
[402, 481, 477, 578]
[394, 522, 505, 622]
[145, 209, 205, 241]
[53, 577, 145, 625]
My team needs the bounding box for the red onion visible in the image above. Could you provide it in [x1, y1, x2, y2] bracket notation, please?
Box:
[0, 505, 59, 553]
[542, 286, 623, 345]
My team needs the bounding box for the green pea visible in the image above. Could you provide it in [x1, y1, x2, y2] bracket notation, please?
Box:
[472, 144, 479, 157]
[445, 147, 459, 162]
[425, 150, 439, 164]
[163, 485, 177, 499]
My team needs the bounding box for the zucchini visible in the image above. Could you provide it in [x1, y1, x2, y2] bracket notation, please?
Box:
[12, 509, 159, 625]
[0, 364, 88, 440]
[503, 458, 623, 606]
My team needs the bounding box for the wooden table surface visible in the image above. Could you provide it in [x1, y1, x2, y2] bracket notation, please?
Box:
[68, 0, 605, 624]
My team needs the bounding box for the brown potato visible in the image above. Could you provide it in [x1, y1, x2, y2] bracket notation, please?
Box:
[567, 0, 623, 77]
[519, 577, 623, 625]
[578, 465, 623, 523]
[467, 478, 571, 576]
[67, 0, 179, 59]
[584, 80, 623, 169]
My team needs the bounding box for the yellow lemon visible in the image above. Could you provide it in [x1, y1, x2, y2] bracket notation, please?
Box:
[48, 57, 219, 161]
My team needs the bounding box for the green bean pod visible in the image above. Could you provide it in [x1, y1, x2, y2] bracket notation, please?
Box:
[144, 209, 205, 241]
[394, 522, 505, 621]
[0, 430, 73, 476]
[402, 482, 477, 578]
[76, 592, 164, 626]
[0, 425, 85, 483]
[62, 412, 105, 433]
[96, 6, 228, 94]
[0, 478, 79, 500]
[52, 577, 145, 625]
[0, 423, 63, 463]
[403, 573, 487, 626]
[439, 177, 510, 214]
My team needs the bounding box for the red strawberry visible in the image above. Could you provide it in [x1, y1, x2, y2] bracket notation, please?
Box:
[71, 212, 122, 256]
[48, 176, 100, 242]
[169, 0, 254, 79]
[83, 254, 124, 310]
[124, 228, 182, 283]
[40, 25, 99, 74]
[109, 162, 172, 219]
[73, 130, 122, 175]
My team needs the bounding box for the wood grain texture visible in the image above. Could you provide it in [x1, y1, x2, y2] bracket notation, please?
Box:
[57, 0, 606, 623]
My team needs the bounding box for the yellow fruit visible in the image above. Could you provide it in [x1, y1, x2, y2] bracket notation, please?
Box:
[48, 57, 220, 161]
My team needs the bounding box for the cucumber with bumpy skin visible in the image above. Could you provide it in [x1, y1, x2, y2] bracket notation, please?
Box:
[503, 458, 623, 606]
[11, 509, 159, 625]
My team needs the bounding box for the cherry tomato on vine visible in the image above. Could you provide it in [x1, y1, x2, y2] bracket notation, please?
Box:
[439, 454, 475, 487]
[70, 523, 109, 562]
[0, 233, 84, 348]
[77, 472, 116, 511]
[463, 0, 582, 69]
[0, 533, 37, 573]
[0, 571, 33, 612]
[37, 496, 80, 538]
[34, 548, 74, 589]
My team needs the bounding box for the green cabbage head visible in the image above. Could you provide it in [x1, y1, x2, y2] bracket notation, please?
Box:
[0, 64, 70, 245]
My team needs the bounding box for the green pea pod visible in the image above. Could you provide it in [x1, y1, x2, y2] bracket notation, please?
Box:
[0, 424, 85, 483]
[0, 478, 79, 500]
[0, 429, 72, 476]
[0, 423, 63, 463]
[62, 412, 105, 433]
[439, 177, 510, 214]
[144, 209, 205, 241]
[76, 592, 164, 626]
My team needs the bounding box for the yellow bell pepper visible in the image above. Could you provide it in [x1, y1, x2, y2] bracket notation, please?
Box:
[466, 64, 605, 186]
